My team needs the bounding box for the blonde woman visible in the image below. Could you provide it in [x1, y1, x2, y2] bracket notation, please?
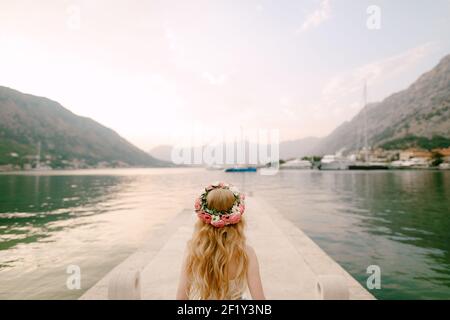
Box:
[176, 182, 265, 300]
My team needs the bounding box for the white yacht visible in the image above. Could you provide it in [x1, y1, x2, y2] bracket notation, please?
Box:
[390, 158, 429, 169]
[280, 159, 312, 170]
[319, 154, 353, 170]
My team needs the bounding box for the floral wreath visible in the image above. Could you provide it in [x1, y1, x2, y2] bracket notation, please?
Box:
[194, 182, 245, 228]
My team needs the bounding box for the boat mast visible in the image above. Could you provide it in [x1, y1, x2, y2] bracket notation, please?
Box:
[240, 125, 246, 193]
[363, 81, 368, 162]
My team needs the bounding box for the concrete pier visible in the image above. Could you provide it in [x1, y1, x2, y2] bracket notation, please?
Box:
[80, 197, 374, 300]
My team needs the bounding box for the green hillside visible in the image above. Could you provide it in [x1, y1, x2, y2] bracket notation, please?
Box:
[0, 86, 166, 169]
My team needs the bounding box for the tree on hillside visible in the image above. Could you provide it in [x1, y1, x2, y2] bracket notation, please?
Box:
[431, 151, 444, 167]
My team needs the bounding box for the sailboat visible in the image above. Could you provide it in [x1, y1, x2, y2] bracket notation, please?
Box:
[224, 126, 257, 173]
[224, 166, 257, 172]
[348, 82, 388, 170]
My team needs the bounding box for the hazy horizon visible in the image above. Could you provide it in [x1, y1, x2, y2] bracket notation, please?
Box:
[1, 0, 450, 150]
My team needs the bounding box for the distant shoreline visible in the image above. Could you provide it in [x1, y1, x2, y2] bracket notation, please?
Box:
[0, 167, 205, 176]
[1, 166, 448, 176]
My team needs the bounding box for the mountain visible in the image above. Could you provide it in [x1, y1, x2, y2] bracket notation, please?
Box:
[279, 137, 321, 160]
[312, 54, 450, 155]
[0, 86, 166, 168]
[151, 138, 322, 164]
[149, 145, 174, 163]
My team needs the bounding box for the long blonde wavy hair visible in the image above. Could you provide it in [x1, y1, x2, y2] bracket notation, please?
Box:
[186, 188, 248, 299]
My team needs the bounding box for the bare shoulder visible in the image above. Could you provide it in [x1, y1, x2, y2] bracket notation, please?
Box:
[244, 243, 265, 299]
[245, 244, 257, 259]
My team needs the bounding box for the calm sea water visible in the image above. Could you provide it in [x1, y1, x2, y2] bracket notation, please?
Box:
[0, 168, 449, 299]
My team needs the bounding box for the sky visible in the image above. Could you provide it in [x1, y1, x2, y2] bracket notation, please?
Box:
[1, 0, 450, 150]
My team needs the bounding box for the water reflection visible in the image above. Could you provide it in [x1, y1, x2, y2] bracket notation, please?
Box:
[0, 169, 197, 299]
[0, 175, 128, 251]
[0, 169, 449, 299]
[250, 170, 450, 299]
[347, 172, 450, 299]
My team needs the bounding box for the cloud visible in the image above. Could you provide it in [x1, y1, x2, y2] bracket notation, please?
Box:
[297, 0, 332, 33]
[163, 23, 189, 69]
[321, 42, 436, 102]
[201, 71, 228, 85]
[304, 42, 437, 135]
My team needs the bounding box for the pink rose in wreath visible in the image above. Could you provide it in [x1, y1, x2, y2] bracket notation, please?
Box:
[195, 182, 244, 228]
[229, 213, 241, 224]
[222, 214, 231, 224]
[197, 212, 211, 224]
[211, 219, 225, 228]
[194, 198, 202, 211]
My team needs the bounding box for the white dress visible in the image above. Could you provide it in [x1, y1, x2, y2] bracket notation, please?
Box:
[189, 278, 250, 300]
[229, 278, 250, 300]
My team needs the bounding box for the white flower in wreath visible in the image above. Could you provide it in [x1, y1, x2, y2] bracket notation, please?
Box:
[211, 181, 220, 187]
